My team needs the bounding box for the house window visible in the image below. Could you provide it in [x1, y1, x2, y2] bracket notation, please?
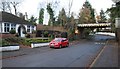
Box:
[27, 26, 30, 32]
[11, 24, 16, 30]
[4, 23, 10, 32]
[32, 26, 34, 31]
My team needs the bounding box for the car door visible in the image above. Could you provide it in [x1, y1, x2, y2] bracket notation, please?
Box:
[64, 39, 68, 46]
[61, 39, 65, 46]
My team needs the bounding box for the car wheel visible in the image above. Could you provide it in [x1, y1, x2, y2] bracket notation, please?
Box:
[60, 45, 62, 48]
[66, 43, 69, 47]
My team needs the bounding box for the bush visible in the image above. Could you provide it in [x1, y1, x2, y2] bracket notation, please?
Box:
[22, 30, 27, 34]
[43, 31, 49, 37]
[9, 29, 16, 34]
[1, 37, 51, 47]
[25, 38, 50, 44]
[26, 34, 30, 38]
[61, 32, 68, 38]
[4, 37, 24, 44]
[15, 33, 19, 37]
[1, 38, 19, 47]
[32, 30, 36, 34]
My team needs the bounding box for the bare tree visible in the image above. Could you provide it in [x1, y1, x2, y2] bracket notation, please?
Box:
[68, 0, 73, 17]
[11, 2, 20, 15]
[65, 0, 73, 29]
[0, 0, 22, 15]
[7, 2, 12, 13]
[0, 1, 11, 13]
[1, 2, 6, 11]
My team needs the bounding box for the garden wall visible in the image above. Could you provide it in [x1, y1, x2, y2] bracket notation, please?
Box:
[37, 24, 67, 32]
[1, 33, 14, 38]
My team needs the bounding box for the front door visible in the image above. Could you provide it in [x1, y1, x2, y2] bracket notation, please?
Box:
[20, 27, 25, 37]
[18, 25, 26, 37]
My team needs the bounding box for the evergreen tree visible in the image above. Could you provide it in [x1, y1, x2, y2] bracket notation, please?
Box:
[99, 9, 107, 23]
[46, 3, 54, 26]
[39, 8, 44, 24]
[29, 15, 37, 25]
[107, 3, 120, 23]
[106, 1, 120, 32]
[80, 0, 95, 23]
[57, 8, 67, 26]
[78, 0, 96, 38]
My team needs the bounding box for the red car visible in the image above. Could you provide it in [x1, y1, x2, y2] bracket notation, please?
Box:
[49, 38, 69, 48]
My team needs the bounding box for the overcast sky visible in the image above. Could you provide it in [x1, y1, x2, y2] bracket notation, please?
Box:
[18, 0, 114, 24]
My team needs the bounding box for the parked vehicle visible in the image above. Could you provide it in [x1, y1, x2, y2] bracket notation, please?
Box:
[49, 38, 69, 48]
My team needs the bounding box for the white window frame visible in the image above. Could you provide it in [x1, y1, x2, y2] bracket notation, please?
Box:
[27, 25, 30, 33]
[11, 24, 16, 30]
[4, 23, 10, 33]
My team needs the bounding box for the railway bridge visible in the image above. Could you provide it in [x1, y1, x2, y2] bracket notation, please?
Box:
[77, 23, 111, 38]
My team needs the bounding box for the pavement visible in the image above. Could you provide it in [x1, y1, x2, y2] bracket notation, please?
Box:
[1, 36, 119, 67]
[95, 32, 115, 37]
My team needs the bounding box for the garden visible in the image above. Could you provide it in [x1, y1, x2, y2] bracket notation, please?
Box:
[1, 37, 51, 47]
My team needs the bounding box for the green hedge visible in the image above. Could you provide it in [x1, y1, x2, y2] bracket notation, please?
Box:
[25, 38, 50, 44]
[1, 37, 51, 47]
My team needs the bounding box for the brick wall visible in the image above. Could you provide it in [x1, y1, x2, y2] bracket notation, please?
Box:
[1, 33, 14, 38]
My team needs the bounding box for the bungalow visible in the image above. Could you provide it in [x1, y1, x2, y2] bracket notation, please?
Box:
[0, 11, 36, 38]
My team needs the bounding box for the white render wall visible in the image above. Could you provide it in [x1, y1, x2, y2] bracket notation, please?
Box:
[0, 22, 36, 33]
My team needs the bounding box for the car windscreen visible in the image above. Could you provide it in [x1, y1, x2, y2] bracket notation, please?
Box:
[54, 38, 61, 42]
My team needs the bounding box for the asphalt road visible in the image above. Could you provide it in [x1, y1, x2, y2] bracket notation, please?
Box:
[2, 35, 117, 67]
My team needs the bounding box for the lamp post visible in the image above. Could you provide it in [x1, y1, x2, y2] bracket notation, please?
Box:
[112, 0, 120, 43]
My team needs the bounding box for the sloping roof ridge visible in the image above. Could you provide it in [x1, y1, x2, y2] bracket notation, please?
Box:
[0, 11, 34, 25]
[1, 11, 24, 21]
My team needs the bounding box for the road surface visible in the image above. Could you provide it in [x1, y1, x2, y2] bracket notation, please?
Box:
[2, 35, 118, 67]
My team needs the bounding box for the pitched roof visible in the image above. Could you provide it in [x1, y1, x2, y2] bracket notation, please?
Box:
[0, 11, 34, 25]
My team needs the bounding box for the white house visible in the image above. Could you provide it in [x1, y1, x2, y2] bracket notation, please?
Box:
[0, 11, 36, 38]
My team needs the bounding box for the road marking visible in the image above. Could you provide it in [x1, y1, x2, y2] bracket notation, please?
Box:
[95, 42, 105, 44]
[88, 41, 108, 69]
[89, 45, 106, 67]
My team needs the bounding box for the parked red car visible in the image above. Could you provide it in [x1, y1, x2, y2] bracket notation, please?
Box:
[49, 38, 69, 48]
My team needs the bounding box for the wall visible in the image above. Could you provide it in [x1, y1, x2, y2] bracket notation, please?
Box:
[1, 33, 14, 38]
[37, 24, 67, 32]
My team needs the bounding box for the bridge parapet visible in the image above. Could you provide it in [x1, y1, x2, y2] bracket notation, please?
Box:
[77, 23, 111, 28]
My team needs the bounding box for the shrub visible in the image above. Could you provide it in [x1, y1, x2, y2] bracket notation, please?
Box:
[1, 37, 51, 47]
[32, 30, 36, 34]
[25, 38, 50, 44]
[22, 30, 27, 34]
[9, 29, 16, 34]
[15, 33, 19, 37]
[26, 34, 30, 38]
[43, 31, 49, 37]
[1, 38, 19, 47]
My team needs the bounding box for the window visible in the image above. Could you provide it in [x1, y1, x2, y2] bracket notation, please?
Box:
[4, 23, 10, 32]
[32, 26, 34, 31]
[27, 25, 30, 32]
[11, 24, 16, 30]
